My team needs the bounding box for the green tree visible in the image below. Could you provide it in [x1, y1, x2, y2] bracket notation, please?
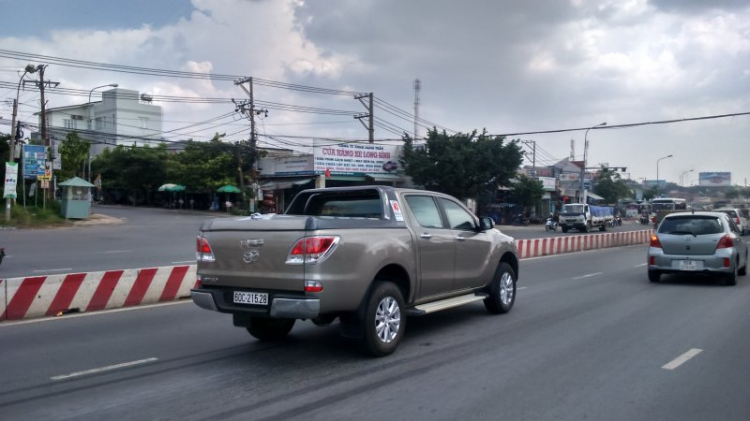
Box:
[593, 168, 632, 203]
[510, 174, 545, 215]
[643, 186, 657, 201]
[58, 132, 90, 181]
[166, 136, 237, 192]
[400, 128, 523, 200]
[92, 144, 168, 205]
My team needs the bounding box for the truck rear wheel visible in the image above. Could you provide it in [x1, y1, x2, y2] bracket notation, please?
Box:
[362, 281, 406, 357]
[484, 262, 517, 314]
[246, 317, 295, 341]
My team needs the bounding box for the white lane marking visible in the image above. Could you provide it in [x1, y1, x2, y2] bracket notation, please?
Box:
[0, 300, 192, 328]
[571, 272, 603, 280]
[662, 348, 703, 370]
[104, 250, 132, 254]
[171, 260, 195, 264]
[51, 357, 159, 381]
[517, 287, 528, 290]
[634, 263, 647, 267]
[33, 268, 73, 273]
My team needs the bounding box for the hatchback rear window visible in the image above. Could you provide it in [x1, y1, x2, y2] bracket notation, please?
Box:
[658, 216, 723, 235]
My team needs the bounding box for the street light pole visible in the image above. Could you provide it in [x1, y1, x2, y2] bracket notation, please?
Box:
[87, 84, 118, 182]
[580, 122, 607, 203]
[680, 169, 694, 187]
[656, 154, 673, 197]
[5, 64, 40, 222]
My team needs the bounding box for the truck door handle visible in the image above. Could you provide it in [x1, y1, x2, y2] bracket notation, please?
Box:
[420, 233, 432, 239]
[455, 236, 466, 242]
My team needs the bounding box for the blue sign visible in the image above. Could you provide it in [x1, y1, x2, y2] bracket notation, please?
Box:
[23, 145, 47, 180]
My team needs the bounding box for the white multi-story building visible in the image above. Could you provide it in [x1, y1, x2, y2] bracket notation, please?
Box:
[41, 88, 163, 155]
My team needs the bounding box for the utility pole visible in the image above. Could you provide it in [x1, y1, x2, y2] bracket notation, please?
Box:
[234, 77, 268, 210]
[413, 79, 420, 141]
[521, 140, 536, 175]
[354, 92, 374, 143]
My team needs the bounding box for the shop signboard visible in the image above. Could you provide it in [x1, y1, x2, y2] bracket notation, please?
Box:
[313, 139, 400, 176]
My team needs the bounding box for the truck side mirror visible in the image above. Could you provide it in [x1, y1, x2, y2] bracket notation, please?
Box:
[480, 217, 494, 231]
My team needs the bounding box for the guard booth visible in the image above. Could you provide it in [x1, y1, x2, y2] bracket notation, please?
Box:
[59, 176, 96, 219]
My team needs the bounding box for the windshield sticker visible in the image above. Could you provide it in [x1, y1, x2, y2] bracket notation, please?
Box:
[390, 200, 404, 222]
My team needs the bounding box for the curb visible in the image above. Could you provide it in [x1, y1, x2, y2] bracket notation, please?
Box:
[515, 229, 653, 259]
[0, 229, 653, 322]
[1, 265, 197, 322]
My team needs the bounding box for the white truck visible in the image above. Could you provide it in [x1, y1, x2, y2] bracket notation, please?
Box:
[558, 204, 614, 233]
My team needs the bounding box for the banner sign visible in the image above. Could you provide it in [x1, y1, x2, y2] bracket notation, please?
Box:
[698, 172, 731, 187]
[313, 139, 400, 176]
[23, 144, 47, 180]
[4, 162, 18, 199]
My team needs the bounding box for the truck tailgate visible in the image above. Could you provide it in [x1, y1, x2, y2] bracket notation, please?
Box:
[199, 216, 308, 291]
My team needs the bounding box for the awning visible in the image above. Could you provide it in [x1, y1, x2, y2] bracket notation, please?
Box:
[260, 177, 315, 190]
[365, 173, 403, 182]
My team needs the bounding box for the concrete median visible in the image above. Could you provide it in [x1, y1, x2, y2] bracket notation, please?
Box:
[0, 229, 653, 322]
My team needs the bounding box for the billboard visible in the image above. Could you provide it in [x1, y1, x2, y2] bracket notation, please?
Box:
[643, 179, 666, 188]
[22, 144, 47, 180]
[698, 172, 731, 187]
[313, 139, 400, 176]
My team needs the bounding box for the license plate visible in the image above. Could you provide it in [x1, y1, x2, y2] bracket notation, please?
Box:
[233, 291, 269, 305]
[678, 260, 697, 271]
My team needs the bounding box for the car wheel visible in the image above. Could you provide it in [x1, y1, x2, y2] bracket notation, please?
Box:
[648, 270, 660, 283]
[484, 262, 517, 314]
[361, 282, 406, 357]
[584, 222, 591, 233]
[725, 265, 738, 286]
[246, 317, 295, 341]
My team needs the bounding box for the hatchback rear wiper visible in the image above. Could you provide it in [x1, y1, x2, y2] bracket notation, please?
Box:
[664, 230, 697, 237]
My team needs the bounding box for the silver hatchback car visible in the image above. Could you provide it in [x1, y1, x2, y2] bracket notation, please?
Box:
[648, 211, 748, 285]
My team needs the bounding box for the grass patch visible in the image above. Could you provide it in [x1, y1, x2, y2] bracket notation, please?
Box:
[0, 202, 72, 229]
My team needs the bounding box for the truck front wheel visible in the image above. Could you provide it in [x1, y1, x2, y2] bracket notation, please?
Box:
[246, 317, 295, 341]
[362, 282, 406, 357]
[484, 262, 517, 314]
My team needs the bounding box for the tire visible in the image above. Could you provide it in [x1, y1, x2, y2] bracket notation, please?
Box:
[562, 227, 568, 233]
[361, 282, 406, 357]
[648, 270, 660, 283]
[725, 263, 738, 286]
[584, 222, 590, 233]
[600, 223, 607, 232]
[246, 317, 295, 341]
[484, 262, 517, 314]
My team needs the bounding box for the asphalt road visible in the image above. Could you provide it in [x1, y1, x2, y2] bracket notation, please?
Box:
[2, 245, 749, 420]
[0, 205, 651, 278]
[0, 205, 222, 278]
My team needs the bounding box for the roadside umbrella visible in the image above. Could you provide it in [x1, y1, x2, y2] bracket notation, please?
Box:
[158, 183, 186, 192]
[217, 185, 241, 193]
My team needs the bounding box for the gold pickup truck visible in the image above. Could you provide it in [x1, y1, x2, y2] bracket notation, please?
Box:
[191, 186, 519, 356]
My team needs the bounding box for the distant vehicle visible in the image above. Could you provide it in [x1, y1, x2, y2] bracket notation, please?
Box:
[650, 197, 688, 226]
[558, 203, 613, 233]
[647, 211, 748, 285]
[713, 208, 748, 235]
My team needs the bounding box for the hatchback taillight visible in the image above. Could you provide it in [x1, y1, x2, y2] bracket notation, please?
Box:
[286, 236, 340, 265]
[196, 236, 215, 262]
[716, 234, 734, 250]
[649, 235, 662, 248]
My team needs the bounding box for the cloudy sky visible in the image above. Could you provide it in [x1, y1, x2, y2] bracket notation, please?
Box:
[1, 0, 749, 186]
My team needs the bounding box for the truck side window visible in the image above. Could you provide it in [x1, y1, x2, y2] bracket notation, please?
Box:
[404, 195, 444, 228]
[439, 198, 476, 231]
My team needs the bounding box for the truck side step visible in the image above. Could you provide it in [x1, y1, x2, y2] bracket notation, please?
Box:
[407, 293, 488, 316]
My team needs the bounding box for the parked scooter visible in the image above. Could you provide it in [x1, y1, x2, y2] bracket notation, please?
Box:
[545, 217, 558, 231]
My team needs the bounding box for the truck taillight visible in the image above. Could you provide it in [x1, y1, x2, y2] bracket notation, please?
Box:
[196, 236, 215, 262]
[286, 236, 340, 265]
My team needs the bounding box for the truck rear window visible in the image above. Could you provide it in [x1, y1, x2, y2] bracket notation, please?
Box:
[289, 191, 384, 218]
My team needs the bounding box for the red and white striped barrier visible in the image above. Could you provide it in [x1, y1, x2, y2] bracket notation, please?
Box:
[0, 265, 197, 322]
[515, 229, 653, 259]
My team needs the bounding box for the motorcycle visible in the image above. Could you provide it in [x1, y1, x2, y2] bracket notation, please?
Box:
[0, 247, 4, 266]
[640, 214, 650, 225]
[545, 217, 558, 231]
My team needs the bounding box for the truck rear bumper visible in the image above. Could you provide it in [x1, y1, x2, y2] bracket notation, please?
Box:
[190, 289, 320, 319]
